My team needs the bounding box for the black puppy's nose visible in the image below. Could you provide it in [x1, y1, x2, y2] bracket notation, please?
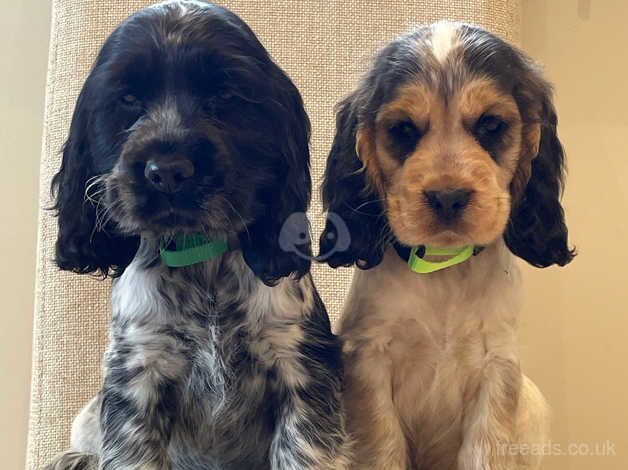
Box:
[144, 158, 194, 193]
[424, 189, 473, 221]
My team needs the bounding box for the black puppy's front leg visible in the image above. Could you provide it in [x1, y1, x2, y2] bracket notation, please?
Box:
[269, 309, 350, 470]
[99, 332, 187, 470]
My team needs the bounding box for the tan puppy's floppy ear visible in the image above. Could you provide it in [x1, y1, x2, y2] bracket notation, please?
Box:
[319, 94, 388, 269]
[504, 67, 576, 268]
[510, 122, 540, 203]
[355, 127, 386, 197]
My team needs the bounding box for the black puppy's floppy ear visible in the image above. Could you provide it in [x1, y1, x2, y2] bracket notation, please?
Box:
[505, 73, 576, 268]
[239, 71, 313, 286]
[318, 93, 388, 269]
[52, 84, 138, 277]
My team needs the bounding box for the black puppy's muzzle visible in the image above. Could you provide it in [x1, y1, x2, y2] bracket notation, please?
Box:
[126, 130, 217, 192]
[113, 126, 224, 231]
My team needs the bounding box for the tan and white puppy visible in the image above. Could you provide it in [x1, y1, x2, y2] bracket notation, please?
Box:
[319, 22, 575, 470]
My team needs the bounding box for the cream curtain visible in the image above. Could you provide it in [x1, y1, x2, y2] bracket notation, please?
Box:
[27, 1, 521, 468]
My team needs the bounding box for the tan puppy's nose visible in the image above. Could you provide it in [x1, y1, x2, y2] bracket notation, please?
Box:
[424, 189, 473, 222]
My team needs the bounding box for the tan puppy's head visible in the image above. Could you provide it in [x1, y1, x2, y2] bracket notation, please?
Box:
[320, 22, 575, 269]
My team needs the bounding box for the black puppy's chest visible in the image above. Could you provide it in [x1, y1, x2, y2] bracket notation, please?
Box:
[109, 258, 287, 468]
[174, 314, 281, 467]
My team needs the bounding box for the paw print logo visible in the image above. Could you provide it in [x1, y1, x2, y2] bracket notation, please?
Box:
[279, 212, 313, 260]
[316, 212, 350, 261]
[279, 212, 350, 261]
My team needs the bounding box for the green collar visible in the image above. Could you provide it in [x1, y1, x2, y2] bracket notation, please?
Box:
[160, 234, 229, 268]
[407, 245, 475, 274]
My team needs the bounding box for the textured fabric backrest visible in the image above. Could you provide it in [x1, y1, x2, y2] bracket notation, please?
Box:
[27, 1, 520, 468]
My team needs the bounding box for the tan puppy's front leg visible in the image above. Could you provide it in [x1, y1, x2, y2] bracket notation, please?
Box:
[458, 356, 522, 470]
[343, 347, 409, 470]
[513, 376, 550, 469]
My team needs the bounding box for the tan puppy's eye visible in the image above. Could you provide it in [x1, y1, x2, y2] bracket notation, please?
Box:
[474, 114, 507, 138]
[388, 120, 423, 160]
[472, 114, 508, 157]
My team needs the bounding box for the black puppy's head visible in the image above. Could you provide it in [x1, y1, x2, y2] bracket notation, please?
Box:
[52, 1, 311, 283]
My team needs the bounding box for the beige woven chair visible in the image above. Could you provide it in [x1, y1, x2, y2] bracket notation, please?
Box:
[27, 1, 521, 468]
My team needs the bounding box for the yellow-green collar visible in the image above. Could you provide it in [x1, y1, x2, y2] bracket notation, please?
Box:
[407, 245, 475, 274]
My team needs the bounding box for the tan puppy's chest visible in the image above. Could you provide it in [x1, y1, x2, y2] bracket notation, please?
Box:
[339, 244, 523, 468]
[388, 315, 486, 468]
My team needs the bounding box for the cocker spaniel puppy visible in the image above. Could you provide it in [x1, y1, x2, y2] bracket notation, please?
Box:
[46, 2, 349, 469]
[319, 22, 574, 470]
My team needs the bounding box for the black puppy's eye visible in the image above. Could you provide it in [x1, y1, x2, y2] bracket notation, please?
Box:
[203, 91, 236, 115]
[203, 98, 218, 115]
[388, 120, 422, 159]
[121, 94, 140, 106]
[218, 90, 235, 101]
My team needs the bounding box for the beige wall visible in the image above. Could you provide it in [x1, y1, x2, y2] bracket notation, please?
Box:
[1, 0, 627, 469]
[520, 1, 628, 469]
[0, 1, 51, 468]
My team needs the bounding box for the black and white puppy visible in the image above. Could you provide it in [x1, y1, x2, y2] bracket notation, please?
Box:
[47, 2, 349, 469]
